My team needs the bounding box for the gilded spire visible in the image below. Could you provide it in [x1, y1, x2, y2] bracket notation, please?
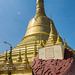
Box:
[56, 32, 60, 42]
[63, 38, 73, 50]
[35, 0, 46, 17]
[22, 46, 31, 69]
[45, 20, 57, 46]
[23, 46, 28, 64]
[50, 21, 55, 36]
[64, 38, 67, 46]
[17, 50, 22, 62]
[56, 32, 63, 44]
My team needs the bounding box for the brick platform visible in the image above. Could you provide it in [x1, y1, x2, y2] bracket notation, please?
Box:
[63, 55, 75, 75]
[32, 48, 74, 75]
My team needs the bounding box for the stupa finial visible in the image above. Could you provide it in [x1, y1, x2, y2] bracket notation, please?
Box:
[56, 32, 63, 45]
[36, 0, 46, 17]
[64, 38, 67, 46]
[45, 20, 57, 46]
[56, 32, 60, 42]
[50, 20, 55, 36]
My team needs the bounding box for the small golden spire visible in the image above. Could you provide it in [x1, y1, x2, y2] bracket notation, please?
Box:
[17, 49, 22, 62]
[22, 46, 28, 64]
[49, 20, 57, 37]
[56, 32, 63, 45]
[50, 21, 54, 36]
[64, 38, 67, 46]
[45, 20, 57, 46]
[56, 32, 60, 42]
[35, 0, 46, 17]
[22, 46, 31, 70]
[63, 38, 73, 49]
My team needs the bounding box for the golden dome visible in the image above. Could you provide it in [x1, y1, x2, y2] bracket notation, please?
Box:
[25, 16, 50, 37]
[22, 0, 57, 41]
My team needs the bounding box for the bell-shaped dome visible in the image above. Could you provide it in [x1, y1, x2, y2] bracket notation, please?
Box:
[25, 16, 51, 37]
[22, 0, 57, 41]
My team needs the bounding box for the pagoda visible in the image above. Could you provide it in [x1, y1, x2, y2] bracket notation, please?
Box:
[0, 0, 73, 75]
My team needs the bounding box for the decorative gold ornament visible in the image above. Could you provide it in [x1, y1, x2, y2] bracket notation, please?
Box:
[64, 38, 67, 47]
[17, 49, 22, 62]
[56, 32, 63, 45]
[45, 20, 57, 46]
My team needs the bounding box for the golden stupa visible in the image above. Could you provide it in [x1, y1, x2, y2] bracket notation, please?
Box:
[0, 0, 73, 75]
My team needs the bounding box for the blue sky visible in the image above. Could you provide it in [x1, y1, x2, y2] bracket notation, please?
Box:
[0, 0, 75, 54]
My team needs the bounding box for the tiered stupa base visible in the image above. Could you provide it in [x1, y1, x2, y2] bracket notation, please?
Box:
[32, 48, 75, 75]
